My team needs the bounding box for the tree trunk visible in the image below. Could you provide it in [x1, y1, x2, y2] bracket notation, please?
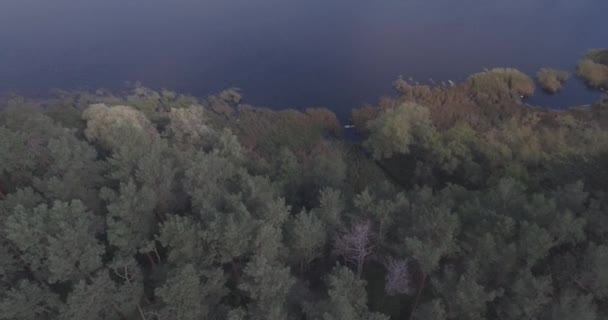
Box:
[145, 252, 156, 267]
[138, 304, 147, 320]
[357, 259, 363, 279]
[408, 273, 426, 320]
[231, 260, 241, 282]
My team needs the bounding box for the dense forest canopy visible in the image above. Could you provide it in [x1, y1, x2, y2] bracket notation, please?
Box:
[1, 51, 608, 320]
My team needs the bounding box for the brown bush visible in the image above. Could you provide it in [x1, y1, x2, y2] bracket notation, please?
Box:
[354, 69, 535, 138]
[351, 105, 379, 135]
[465, 68, 535, 99]
[233, 106, 340, 156]
[305, 108, 342, 137]
[536, 68, 570, 93]
[577, 58, 608, 90]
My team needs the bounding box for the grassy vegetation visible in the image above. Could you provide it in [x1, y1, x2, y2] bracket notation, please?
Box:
[536, 68, 570, 93]
[465, 68, 535, 99]
[577, 49, 608, 90]
[389, 69, 533, 130]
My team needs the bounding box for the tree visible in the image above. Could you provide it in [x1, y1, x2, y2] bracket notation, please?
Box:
[517, 222, 554, 267]
[251, 223, 285, 262]
[403, 204, 459, 275]
[157, 215, 208, 266]
[384, 258, 412, 296]
[579, 243, 608, 299]
[60, 270, 140, 320]
[246, 189, 290, 262]
[239, 256, 295, 320]
[31, 135, 104, 211]
[431, 265, 498, 320]
[0, 280, 60, 320]
[166, 105, 214, 150]
[82, 104, 155, 151]
[288, 210, 327, 270]
[0, 187, 43, 229]
[363, 103, 434, 159]
[202, 200, 255, 264]
[551, 290, 597, 320]
[5, 200, 104, 283]
[309, 266, 389, 320]
[316, 187, 344, 229]
[354, 189, 408, 244]
[398, 190, 460, 320]
[183, 149, 241, 213]
[155, 264, 226, 320]
[412, 300, 446, 320]
[0, 126, 38, 189]
[496, 270, 552, 320]
[102, 180, 157, 258]
[334, 221, 375, 278]
[0, 107, 67, 191]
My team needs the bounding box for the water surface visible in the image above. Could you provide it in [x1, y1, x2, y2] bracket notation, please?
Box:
[1, 0, 606, 119]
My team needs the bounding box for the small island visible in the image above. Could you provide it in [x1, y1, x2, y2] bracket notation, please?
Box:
[536, 68, 570, 93]
[577, 49, 608, 90]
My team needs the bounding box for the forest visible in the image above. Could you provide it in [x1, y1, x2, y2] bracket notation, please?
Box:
[1, 50, 608, 320]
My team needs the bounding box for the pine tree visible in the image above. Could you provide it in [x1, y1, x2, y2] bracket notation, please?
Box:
[0, 280, 60, 320]
[5, 200, 104, 283]
[32, 135, 104, 211]
[157, 215, 209, 266]
[551, 290, 597, 320]
[102, 180, 157, 257]
[239, 256, 295, 320]
[431, 265, 498, 320]
[310, 266, 389, 320]
[316, 187, 344, 229]
[403, 204, 459, 275]
[412, 300, 446, 320]
[155, 264, 227, 320]
[496, 270, 552, 320]
[579, 243, 608, 299]
[288, 210, 327, 270]
[60, 270, 140, 320]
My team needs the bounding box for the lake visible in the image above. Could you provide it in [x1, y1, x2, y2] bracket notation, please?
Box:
[0, 0, 606, 120]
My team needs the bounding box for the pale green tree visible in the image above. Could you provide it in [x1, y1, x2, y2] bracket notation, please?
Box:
[0, 280, 60, 320]
[5, 200, 104, 283]
[363, 103, 434, 159]
[102, 180, 157, 257]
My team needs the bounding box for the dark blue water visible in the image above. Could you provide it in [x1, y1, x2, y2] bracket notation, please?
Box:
[1, 0, 606, 119]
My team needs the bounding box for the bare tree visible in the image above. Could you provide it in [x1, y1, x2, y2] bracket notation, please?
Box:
[384, 257, 412, 295]
[334, 220, 374, 278]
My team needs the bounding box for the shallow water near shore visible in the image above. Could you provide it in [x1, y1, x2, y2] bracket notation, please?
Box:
[1, 0, 606, 119]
